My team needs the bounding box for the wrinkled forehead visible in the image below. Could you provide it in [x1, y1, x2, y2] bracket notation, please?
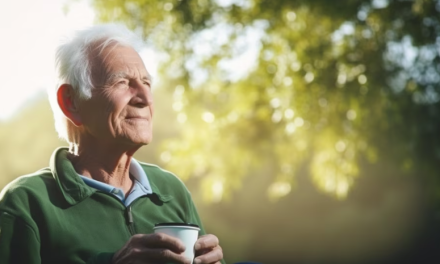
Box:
[88, 42, 150, 86]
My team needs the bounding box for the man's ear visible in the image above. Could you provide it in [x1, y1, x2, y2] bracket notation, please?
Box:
[57, 84, 82, 126]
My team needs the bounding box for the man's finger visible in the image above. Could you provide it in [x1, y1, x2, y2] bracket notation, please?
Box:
[140, 247, 191, 264]
[135, 233, 186, 253]
[194, 234, 219, 252]
[193, 245, 223, 264]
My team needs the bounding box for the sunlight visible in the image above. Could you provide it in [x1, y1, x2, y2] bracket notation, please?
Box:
[0, 0, 95, 120]
[268, 181, 292, 200]
[311, 131, 360, 199]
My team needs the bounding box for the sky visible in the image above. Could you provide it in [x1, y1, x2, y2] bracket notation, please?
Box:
[0, 0, 95, 120]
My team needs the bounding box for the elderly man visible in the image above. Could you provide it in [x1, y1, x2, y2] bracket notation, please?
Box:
[0, 24, 224, 264]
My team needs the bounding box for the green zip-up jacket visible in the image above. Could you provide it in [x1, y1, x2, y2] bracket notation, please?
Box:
[0, 148, 207, 264]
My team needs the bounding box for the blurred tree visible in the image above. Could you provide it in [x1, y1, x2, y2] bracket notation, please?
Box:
[91, 0, 440, 202]
[0, 94, 63, 188]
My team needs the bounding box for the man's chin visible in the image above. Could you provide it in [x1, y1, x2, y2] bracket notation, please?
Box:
[128, 136, 153, 146]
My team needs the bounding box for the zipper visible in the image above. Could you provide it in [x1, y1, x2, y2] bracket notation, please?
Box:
[95, 191, 151, 236]
[125, 206, 136, 235]
[93, 191, 145, 237]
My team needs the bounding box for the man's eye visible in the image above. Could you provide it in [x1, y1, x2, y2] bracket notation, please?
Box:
[116, 80, 129, 87]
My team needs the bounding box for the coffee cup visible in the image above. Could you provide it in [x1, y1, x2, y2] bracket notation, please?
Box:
[153, 223, 200, 263]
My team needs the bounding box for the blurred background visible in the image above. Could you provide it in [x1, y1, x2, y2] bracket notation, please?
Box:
[1, 0, 440, 263]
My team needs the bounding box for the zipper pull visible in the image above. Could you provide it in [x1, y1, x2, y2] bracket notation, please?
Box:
[126, 206, 133, 224]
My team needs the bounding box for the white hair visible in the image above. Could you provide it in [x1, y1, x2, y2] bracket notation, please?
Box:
[49, 24, 144, 145]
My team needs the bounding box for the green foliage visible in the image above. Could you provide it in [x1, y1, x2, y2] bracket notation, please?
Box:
[91, 0, 440, 202]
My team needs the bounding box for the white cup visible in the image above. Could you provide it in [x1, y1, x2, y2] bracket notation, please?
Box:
[153, 223, 200, 264]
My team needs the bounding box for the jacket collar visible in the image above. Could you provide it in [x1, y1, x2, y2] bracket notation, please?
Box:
[50, 147, 94, 205]
[49, 147, 168, 205]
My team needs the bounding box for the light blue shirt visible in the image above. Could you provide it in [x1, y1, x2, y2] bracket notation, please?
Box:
[79, 158, 153, 206]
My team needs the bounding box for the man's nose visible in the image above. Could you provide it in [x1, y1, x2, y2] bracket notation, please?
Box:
[131, 80, 153, 107]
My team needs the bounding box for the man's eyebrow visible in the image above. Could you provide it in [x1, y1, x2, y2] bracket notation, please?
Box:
[107, 72, 153, 83]
[107, 72, 128, 83]
[142, 74, 153, 83]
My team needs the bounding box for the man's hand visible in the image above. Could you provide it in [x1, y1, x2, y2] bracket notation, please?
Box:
[193, 234, 223, 264]
[112, 233, 191, 264]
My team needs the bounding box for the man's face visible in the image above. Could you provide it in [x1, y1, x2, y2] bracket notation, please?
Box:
[77, 44, 154, 148]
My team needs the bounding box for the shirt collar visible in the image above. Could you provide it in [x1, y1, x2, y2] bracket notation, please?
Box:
[130, 158, 153, 194]
[78, 158, 153, 196]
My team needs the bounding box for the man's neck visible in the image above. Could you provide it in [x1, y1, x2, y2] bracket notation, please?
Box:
[68, 138, 141, 194]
